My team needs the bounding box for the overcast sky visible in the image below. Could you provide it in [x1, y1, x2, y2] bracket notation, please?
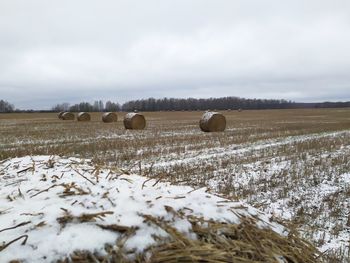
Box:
[0, 0, 349, 109]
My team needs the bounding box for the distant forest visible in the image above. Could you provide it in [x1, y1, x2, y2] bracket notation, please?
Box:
[52, 97, 350, 112]
[1, 97, 350, 113]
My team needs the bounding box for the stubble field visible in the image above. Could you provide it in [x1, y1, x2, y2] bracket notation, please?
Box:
[0, 108, 349, 262]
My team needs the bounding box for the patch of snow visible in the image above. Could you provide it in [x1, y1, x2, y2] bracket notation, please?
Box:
[0, 156, 284, 263]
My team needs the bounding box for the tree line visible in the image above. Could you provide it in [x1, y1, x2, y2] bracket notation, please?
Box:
[52, 100, 121, 112]
[122, 97, 295, 111]
[51, 97, 295, 112]
[122, 97, 350, 111]
[55, 97, 350, 112]
[1, 97, 350, 113]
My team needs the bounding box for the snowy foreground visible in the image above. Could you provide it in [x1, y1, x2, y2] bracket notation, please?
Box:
[0, 156, 285, 262]
[137, 130, 350, 256]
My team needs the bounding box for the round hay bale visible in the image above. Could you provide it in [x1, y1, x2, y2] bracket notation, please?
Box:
[124, 113, 146, 130]
[102, 112, 118, 123]
[77, 112, 91, 122]
[199, 112, 226, 132]
[58, 112, 65, 119]
[61, 112, 75, 120]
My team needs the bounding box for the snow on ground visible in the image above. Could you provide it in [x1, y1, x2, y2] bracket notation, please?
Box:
[0, 156, 284, 263]
[144, 130, 350, 169]
[133, 130, 350, 258]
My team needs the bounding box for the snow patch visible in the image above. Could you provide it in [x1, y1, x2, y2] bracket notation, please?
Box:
[0, 156, 284, 262]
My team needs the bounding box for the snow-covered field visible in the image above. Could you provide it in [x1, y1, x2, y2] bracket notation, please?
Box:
[0, 156, 284, 262]
[0, 109, 349, 261]
[139, 130, 350, 259]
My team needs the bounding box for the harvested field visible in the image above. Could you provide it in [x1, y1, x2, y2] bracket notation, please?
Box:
[0, 108, 349, 262]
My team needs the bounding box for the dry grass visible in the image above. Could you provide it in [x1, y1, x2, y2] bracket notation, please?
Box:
[56, 214, 322, 263]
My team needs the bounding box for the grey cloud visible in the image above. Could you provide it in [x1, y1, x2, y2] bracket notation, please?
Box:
[0, 0, 349, 109]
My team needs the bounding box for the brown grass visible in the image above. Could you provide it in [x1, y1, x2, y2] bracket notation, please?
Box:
[56, 214, 323, 263]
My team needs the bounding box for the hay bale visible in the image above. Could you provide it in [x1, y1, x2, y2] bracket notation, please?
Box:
[77, 112, 91, 122]
[102, 112, 118, 123]
[58, 112, 65, 119]
[61, 112, 75, 120]
[199, 112, 226, 132]
[124, 113, 146, 130]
